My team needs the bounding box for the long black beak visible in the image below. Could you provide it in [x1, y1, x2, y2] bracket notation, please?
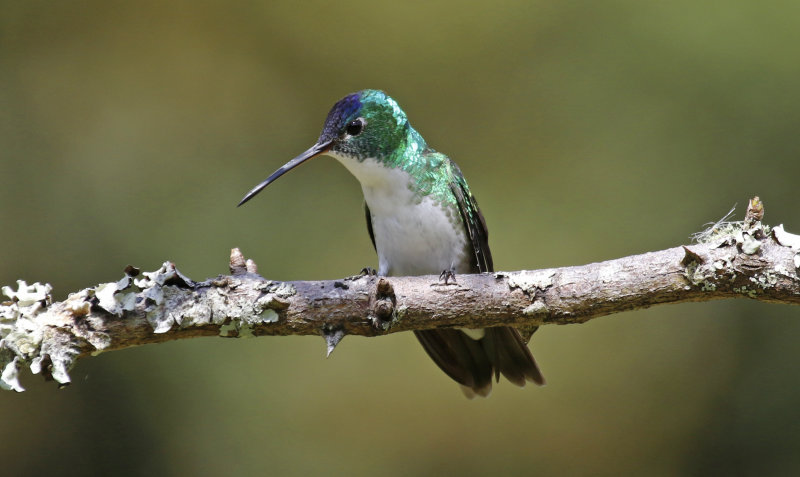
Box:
[238, 140, 333, 207]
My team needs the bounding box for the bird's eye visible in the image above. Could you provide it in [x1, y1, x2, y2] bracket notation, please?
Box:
[345, 118, 364, 136]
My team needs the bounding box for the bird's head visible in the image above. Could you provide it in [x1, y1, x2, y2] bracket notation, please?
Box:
[238, 89, 411, 206]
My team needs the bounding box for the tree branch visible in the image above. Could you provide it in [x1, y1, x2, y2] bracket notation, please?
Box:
[2, 197, 799, 392]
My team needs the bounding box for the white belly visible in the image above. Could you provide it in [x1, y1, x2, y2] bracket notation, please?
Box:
[368, 192, 469, 276]
[332, 156, 470, 276]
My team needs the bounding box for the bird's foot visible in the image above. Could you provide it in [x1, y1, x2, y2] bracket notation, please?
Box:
[438, 268, 457, 285]
[346, 267, 377, 281]
[359, 267, 378, 277]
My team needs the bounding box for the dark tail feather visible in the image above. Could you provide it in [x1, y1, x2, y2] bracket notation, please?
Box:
[414, 329, 493, 397]
[483, 327, 545, 386]
[414, 327, 544, 397]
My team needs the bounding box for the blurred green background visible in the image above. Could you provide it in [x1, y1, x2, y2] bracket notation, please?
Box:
[2, 1, 800, 475]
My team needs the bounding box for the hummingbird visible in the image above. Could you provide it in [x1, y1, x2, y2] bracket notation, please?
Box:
[239, 90, 544, 397]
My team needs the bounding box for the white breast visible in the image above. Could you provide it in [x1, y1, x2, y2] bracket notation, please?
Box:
[332, 156, 470, 276]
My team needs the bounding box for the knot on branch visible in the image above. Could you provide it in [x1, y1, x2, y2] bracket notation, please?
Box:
[370, 278, 396, 328]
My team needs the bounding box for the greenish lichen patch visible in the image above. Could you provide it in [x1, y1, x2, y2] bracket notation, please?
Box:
[523, 301, 548, 315]
[260, 309, 279, 323]
[684, 258, 721, 292]
[700, 281, 717, 292]
[751, 271, 779, 289]
[219, 321, 236, 337]
[684, 260, 699, 281]
[271, 281, 296, 298]
[213, 281, 287, 337]
[238, 323, 255, 338]
[733, 286, 758, 298]
[218, 318, 256, 338]
[173, 298, 213, 329]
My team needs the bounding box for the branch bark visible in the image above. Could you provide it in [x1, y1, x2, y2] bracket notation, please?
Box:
[2, 198, 799, 392]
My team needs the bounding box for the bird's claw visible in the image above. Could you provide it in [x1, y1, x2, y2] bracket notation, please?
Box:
[439, 268, 457, 285]
[346, 267, 378, 280]
[359, 267, 377, 277]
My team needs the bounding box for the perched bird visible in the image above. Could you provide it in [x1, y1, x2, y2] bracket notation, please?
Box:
[239, 90, 544, 397]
